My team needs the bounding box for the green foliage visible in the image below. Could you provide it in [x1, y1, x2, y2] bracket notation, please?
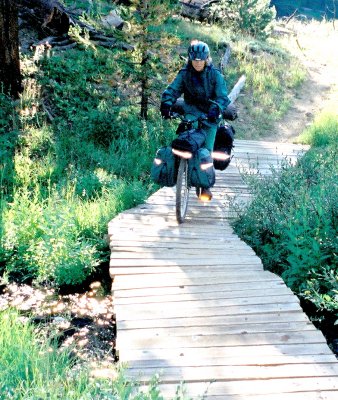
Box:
[122, 0, 179, 119]
[0, 309, 195, 399]
[0, 176, 149, 287]
[232, 115, 338, 320]
[297, 112, 338, 147]
[210, 0, 277, 38]
[0, 92, 18, 135]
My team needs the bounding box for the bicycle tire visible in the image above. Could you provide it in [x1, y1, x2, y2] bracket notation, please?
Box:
[176, 158, 190, 224]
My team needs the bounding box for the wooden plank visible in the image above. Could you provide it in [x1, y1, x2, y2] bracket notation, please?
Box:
[125, 354, 337, 369]
[202, 393, 338, 400]
[155, 377, 337, 397]
[116, 330, 326, 350]
[115, 303, 304, 322]
[113, 280, 288, 298]
[114, 286, 293, 304]
[118, 321, 316, 339]
[118, 343, 334, 362]
[110, 264, 263, 276]
[110, 251, 261, 260]
[112, 271, 280, 288]
[116, 311, 311, 331]
[125, 363, 338, 382]
[114, 295, 299, 313]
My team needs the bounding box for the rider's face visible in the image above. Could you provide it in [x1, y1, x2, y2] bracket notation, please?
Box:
[192, 60, 206, 72]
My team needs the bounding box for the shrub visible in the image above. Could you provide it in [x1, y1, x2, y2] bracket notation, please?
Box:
[232, 145, 338, 318]
[0, 189, 100, 286]
[210, 0, 277, 37]
[297, 111, 338, 147]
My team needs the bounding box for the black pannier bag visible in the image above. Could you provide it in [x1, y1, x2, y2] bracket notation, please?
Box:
[213, 123, 235, 171]
[172, 128, 206, 154]
[189, 148, 216, 189]
[150, 146, 178, 187]
[175, 121, 193, 136]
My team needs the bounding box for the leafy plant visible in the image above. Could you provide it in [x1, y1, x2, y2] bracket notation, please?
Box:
[210, 0, 277, 37]
[232, 114, 338, 322]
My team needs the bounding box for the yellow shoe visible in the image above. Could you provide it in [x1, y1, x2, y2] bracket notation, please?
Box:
[199, 188, 212, 202]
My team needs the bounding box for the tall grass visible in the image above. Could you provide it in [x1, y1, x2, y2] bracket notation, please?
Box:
[0, 309, 193, 399]
[296, 111, 338, 147]
[0, 309, 78, 398]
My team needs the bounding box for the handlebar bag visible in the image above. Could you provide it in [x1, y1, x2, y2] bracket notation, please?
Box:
[213, 123, 235, 171]
[189, 147, 215, 189]
[151, 146, 178, 187]
[172, 128, 206, 154]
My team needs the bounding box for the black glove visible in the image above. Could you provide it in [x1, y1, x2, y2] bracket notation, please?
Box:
[207, 108, 219, 123]
[223, 104, 238, 121]
[160, 103, 171, 120]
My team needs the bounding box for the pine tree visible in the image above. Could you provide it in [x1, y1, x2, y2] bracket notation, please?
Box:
[127, 0, 177, 119]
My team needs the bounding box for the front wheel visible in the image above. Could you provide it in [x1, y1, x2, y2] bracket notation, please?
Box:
[176, 158, 190, 224]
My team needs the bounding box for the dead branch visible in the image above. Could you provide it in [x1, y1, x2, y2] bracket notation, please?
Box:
[219, 45, 231, 73]
[228, 75, 246, 104]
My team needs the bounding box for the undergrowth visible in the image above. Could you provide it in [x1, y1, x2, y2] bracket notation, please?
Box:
[232, 111, 338, 340]
[0, 309, 196, 400]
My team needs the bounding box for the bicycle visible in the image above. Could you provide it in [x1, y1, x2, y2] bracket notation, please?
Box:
[170, 113, 211, 224]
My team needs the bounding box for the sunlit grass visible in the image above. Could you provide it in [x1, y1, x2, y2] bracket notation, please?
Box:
[296, 111, 338, 147]
[1, 308, 194, 399]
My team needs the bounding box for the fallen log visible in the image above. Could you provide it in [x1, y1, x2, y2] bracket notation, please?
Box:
[18, 0, 128, 51]
[18, 0, 71, 36]
[228, 75, 246, 104]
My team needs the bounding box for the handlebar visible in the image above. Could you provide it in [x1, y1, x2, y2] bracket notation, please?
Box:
[170, 112, 208, 124]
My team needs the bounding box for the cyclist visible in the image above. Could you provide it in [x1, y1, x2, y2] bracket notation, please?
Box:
[160, 39, 232, 201]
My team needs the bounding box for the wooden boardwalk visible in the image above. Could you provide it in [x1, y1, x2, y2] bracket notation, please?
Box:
[108, 139, 338, 399]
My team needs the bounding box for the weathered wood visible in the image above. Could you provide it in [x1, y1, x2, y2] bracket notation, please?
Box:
[156, 377, 338, 398]
[114, 286, 293, 304]
[109, 139, 337, 398]
[18, 0, 71, 35]
[125, 363, 338, 382]
[228, 74, 246, 104]
[113, 279, 288, 299]
[119, 342, 334, 362]
[115, 302, 302, 321]
[117, 312, 312, 333]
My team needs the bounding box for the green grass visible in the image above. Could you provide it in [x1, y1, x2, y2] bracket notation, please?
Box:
[296, 111, 338, 147]
[0, 309, 195, 399]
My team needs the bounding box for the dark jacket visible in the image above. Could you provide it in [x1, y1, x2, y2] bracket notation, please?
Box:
[161, 63, 230, 114]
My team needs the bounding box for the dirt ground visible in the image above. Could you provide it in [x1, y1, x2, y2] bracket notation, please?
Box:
[265, 20, 338, 142]
[0, 280, 116, 369]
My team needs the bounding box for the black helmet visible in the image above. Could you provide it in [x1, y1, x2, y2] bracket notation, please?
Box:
[188, 41, 210, 61]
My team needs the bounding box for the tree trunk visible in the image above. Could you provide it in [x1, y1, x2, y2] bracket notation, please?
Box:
[0, 0, 22, 98]
[140, 50, 149, 120]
